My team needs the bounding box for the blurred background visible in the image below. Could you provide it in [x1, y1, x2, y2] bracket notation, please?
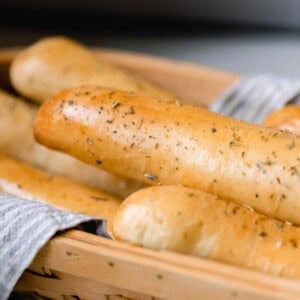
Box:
[1, 0, 300, 76]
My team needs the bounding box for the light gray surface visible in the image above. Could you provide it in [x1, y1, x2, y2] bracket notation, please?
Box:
[1, 28, 300, 77]
[99, 32, 300, 77]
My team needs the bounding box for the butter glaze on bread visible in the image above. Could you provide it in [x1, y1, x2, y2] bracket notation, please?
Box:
[263, 105, 300, 136]
[34, 86, 300, 224]
[113, 185, 300, 280]
[10, 36, 175, 103]
[0, 155, 121, 228]
[0, 89, 142, 198]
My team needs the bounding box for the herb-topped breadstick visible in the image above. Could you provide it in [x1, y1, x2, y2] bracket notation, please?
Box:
[113, 185, 300, 280]
[0, 89, 143, 198]
[35, 86, 300, 224]
[0, 154, 121, 234]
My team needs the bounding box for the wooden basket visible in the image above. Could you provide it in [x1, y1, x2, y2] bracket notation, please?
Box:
[1, 48, 300, 300]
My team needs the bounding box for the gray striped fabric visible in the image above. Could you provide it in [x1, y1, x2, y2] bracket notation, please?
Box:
[0, 193, 98, 300]
[211, 75, 300, 123]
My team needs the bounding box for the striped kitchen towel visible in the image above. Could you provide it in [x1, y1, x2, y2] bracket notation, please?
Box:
[211, 74, 300, 123]
[0, 193, 100, 300]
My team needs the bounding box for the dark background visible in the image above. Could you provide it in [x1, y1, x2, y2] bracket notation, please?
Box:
[1, 1, 300, 80]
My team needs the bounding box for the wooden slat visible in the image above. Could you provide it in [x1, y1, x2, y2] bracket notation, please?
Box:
[16, 230, 300, 300]
[16, 268, 152, 300]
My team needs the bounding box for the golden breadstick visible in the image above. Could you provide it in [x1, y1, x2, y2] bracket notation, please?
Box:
[35, 86, 300, 224]
[264, 105, 300, 136]
[0, 154, 121, 232]
[114, 185, 300, 280]
[10, 36, 175, 103]
[0, 89, 143, 198]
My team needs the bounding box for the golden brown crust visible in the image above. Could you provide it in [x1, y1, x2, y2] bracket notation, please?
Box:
[35, 86, 300, 224]
[113, 185, 300, 280]
[263, 105, 300, 136]
[10, 36, 175, 103]
[0, 154, 121, 232]
[0, 89, 143, 198]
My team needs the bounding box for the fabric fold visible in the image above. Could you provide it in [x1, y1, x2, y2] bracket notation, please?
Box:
[211, 74, 300, 123]
[0, 193, 100, 300]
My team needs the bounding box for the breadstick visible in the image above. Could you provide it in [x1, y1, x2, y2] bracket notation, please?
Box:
[34, 86, 300, 224]
[113, 185, 300, 280]
[0, 154, 121, 231]
[263, 105, 300, 136]
[10, 36, 175, 103]
[0, 89, 143, 198]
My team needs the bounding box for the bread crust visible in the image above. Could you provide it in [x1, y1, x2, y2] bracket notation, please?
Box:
[34, 86, 300, 224]
[0, 155, 121, 229]
[113, 185, 300, 280]
[263, 105, 300, 136]
[10, 36, 175, 103]
[0, 89, 143, 198]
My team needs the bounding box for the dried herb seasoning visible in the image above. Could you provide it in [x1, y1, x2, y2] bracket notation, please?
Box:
[144, 173, 157, 181]
[112, 102, 120, 109]
[90, 195, 108, 201]
[128, 106, 135, 114]
[259, 231, 267, 237]
[290, 239, 298, 248]
[287, 141, 295, 150]
[86, 138, 93, 145]
[232, 206, 240, 214]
